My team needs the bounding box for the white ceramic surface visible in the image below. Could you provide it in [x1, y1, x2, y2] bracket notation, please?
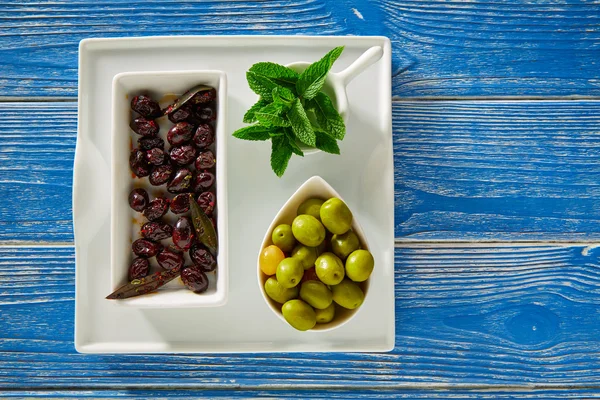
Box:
[257, 176, 371, 331]
[286, 45, 384, 155]
[74, 35, 394, 353]
[111, 70, 228, 308]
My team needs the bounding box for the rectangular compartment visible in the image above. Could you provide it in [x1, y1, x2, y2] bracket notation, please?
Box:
[111, 70, 228, 308]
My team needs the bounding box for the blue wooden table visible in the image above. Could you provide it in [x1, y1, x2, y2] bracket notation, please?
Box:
[1, 1, 600, 398]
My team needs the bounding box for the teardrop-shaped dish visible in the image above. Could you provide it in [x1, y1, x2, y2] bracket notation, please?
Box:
[257, 176, 371, 331]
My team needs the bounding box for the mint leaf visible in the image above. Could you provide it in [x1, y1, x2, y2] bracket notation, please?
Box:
[247, 71, 283, 100]
[270, 135, 293, 177]
[249, 62, 299, 88]
[285, 129, 304, 156]
[256, 111, 290, 127]
[272, 86, 296, 108]
[255, 103, 289, 126]
[287, 98, 316, 147]
[315, 130, 340, 154]
[232, 124, 275, 141]
[309, 92, 345, 140]
[243, 99, 270, 123]
[296, 46, 344, 100]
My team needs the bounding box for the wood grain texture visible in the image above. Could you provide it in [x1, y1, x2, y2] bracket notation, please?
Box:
[0, 0, 599, 97]
[394, 101, 600, 240]
[2, 245, 600, 388]
[378, 0, 600, 97]
[0, 103, 75, 242]
[3, 389, 600, 398]
[3, 101, 600, 242]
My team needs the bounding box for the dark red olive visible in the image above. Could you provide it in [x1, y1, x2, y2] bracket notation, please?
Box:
[129, 257, 150, 280]
[190, 88, 216, 105]
[189, 243, 216, 272]
[194, 104, 216, 122]
[146, 148, 165, 165]
[167, 168, 193, 193]
[173, 216, 194, 251]
[181, 267, 209, 293]
[196, 191, 216, 216]
[195, 150, 216, 170]
[193, 124, 215, 149]
[143, 197, 169, 221]
[156, 247, 184, 270]
[138, 136, 165, 151]
[128, 188, 149, 211]
[141, 221, 173, 241]
[168, 104, 193, 123]
[132, 238, 163, 258]
[129, 148, 151, 178]
[193, 170, 215, 192]
[169, 144, 197, 166]
[149, 164, 173, 186]
[170, 193, 191, 214]
[130, 117, 159, 137]
[167, 122, 194, 146]
[131, 95, 161, 119]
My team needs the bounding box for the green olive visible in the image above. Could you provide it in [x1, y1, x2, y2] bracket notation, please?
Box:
[315, 303, 335, 324]
[331, 279, 364, 310]
[331, 230, 360, 260]
[345, 249, 374, 282]
[264, 277, 299, 304]
[292, 214, 326, 247]
[320, 198, 353, 235]
[271, 224, 296, 253]
[282, 299, 316, 331]
[315, 252, 345, 285]
[292, 244, 319, 270]
[276, 257, 304, 288]
[297, 198, 324, 220]
[299, 280, 333, 309]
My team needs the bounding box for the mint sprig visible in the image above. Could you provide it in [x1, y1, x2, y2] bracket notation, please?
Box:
[233, 46, 346, 177]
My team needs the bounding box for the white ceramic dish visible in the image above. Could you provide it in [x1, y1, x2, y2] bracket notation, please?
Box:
[258, 176, 371, 331]
[74, 35, 394, 353]
[111, 70, 228, 308]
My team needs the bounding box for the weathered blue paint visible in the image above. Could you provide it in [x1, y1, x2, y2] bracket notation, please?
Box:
[1, 246, 600, 390]
[0, 1, 599, 97]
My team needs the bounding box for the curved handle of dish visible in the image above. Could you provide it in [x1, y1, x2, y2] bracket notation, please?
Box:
[337, 46, 384, 87]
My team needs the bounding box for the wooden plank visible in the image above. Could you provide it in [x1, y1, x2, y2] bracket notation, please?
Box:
[394, 101, 600, 240]
[379, 0, 600, 97]
[2, 101, 600, 242]
[1, 245, 600, 387]
[0, 103, 75, 242]
[2, 389, 600, 398]
[0, 1, 599, 97]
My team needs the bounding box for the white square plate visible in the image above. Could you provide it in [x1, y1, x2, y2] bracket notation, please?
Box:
[74, 35, 395, 353]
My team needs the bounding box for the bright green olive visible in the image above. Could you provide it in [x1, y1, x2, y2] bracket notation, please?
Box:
[272, 224, 296, 253]
[320, 198, 352, 235]
[345, 249, 374, 282]
[276, 257, 304, 288]
[315, 252, 345, 285]
[315, 303, 335, 324]
[297, 198, 324, 220]
[264, 277, 299, 304]
[282, 299, 316, 331]
[299, 280, 333, 309]
[331, 279, 364, 310]
[292, 244, 319, 270]
[331, 230, 360, 260]
[292, 214, 326, 247]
